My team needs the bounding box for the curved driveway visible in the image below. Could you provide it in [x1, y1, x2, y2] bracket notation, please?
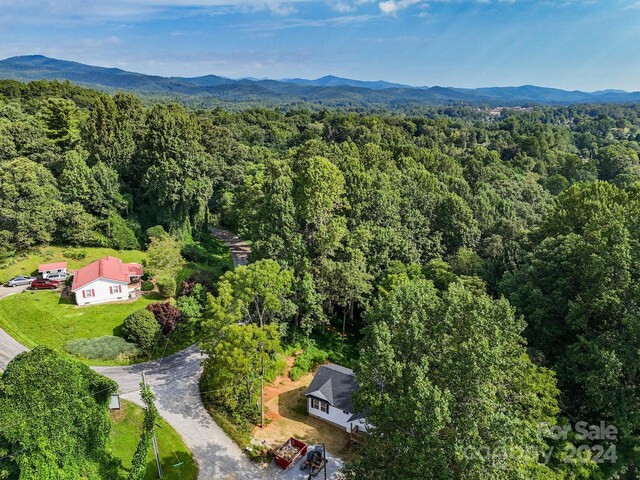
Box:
[0, 229, 344, 480]
[0, 230, 261, 479]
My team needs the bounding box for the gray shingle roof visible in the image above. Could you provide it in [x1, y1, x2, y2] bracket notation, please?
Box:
[304, 364, 360, 413]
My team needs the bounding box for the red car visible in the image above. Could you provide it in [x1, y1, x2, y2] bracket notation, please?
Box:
[31, 278, 60, 290]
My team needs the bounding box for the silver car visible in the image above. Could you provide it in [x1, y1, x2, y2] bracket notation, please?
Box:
[6, 276, 36, 287]
[45, 273, 68, 281]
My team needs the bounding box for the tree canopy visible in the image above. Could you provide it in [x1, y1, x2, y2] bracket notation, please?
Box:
[2, 80, 640, 478]
[0, 347, 118, 479]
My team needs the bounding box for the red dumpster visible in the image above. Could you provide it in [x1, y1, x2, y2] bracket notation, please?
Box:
[273, 437, 308, 469]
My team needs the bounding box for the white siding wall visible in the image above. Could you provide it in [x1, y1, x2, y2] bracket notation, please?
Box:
[74, 279, 128, 306]
[307, 397, 361, 432]
[41, 268, 67, 276]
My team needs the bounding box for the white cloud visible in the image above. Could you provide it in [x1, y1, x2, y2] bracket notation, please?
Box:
[625, 1, 640, 9]
[237, 13, 377, 31]
[0, 0, 598, 26]
[331, 1, 357, 12]
[0, 0, 312, 23]
[378, 0, 420, 15]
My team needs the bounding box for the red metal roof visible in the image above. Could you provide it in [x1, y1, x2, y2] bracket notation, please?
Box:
[38, 261, 67, 272]
[71, 256, 143, 292]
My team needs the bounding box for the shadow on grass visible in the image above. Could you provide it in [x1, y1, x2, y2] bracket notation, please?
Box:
[142, 292, 165, 301]
[112, 324, 124, 337]
[146, 453, 195, 480]
[58, 293, 75, 305]
[278, 385, 309, 422]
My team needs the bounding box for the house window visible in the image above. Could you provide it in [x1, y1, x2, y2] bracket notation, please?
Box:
[311, 398, 329, 414]
[85, 289, 94, 298]
[110, 285, 122, 294]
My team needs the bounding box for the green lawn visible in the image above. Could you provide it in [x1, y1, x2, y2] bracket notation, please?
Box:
[109, 400, 198, 480]
[0, 290, 162, 364]
[0, 246, 146, 283]
[0, 240, 233, 366]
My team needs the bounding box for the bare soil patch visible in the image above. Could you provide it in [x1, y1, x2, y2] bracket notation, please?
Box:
[252, 357, 355, 462]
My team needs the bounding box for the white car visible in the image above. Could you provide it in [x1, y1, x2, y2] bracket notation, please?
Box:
[45, 272, 68, 282]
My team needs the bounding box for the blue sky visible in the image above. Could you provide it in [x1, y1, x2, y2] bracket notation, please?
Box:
[1, 0, 640, 90]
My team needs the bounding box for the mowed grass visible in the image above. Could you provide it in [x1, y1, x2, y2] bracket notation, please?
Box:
[0, 240, 232, 366]
[109, 400, 198, 480]
[0, 289, 159, 354]
[0, 246, 146, 282]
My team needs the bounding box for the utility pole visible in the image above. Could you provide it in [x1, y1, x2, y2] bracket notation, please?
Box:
[323, 443, 327, 480]
[260, 341, 265, 428]
[142, 372, 163, 479]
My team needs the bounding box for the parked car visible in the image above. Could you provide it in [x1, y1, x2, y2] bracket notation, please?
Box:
[6, 276, 36, 287]
[45, 272, 68, 281]
[30, 278, 60, 290]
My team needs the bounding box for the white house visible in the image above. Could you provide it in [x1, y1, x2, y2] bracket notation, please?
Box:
[38, 261, 68, 278]
[304, 364, 367, 433]
[71, 256, 143, 306]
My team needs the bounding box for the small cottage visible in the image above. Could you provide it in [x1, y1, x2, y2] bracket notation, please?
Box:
[38, 261, 68, 278]
[304, 364, 367, 433]
[71, 256, 143, 306]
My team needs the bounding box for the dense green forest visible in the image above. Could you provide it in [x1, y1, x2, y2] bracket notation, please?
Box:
[1, 79, 640, 478]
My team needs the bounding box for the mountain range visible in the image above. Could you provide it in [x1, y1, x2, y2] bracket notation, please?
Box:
[2, 55, 640, 108]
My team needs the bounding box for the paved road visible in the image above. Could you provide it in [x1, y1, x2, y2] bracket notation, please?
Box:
[210, 227, 251, 266]
[96, 347, 346, 480]
[0, 326, 28, 370]
[96, 347, 266, 480]
[102, 228, 260, 479]
[0, 230, 346, 479]
[0, 284, 28, 300]
[0, 286, 29, 368]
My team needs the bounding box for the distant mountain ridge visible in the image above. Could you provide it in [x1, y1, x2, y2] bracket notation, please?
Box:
[280, 75, 414, 90]
[2, 55, 640, 107]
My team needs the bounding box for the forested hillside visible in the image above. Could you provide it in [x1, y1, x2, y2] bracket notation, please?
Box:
[3, 55, 640, 110]
[1, 79, 640, 478]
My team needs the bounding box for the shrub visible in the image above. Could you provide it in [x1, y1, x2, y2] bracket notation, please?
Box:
[289, 366, 305, 382]
[181, 242, 208, 263]
[289, 345, 329, 380]
[141, 281, 154, 291]
[176, 294, 203, 324]
[147, 303, 183, 335]
[156, 275, 177, 298]
[122, 309, 161, 353]
[146, 235, 184, 278]
[102, 213, 140, 250]
[179, 275, 214, 296]
[63, 249, 86, 260]
[265, 355, 288, 383]
[145, 225, 168, 243]
[64, 336, 138, 360]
